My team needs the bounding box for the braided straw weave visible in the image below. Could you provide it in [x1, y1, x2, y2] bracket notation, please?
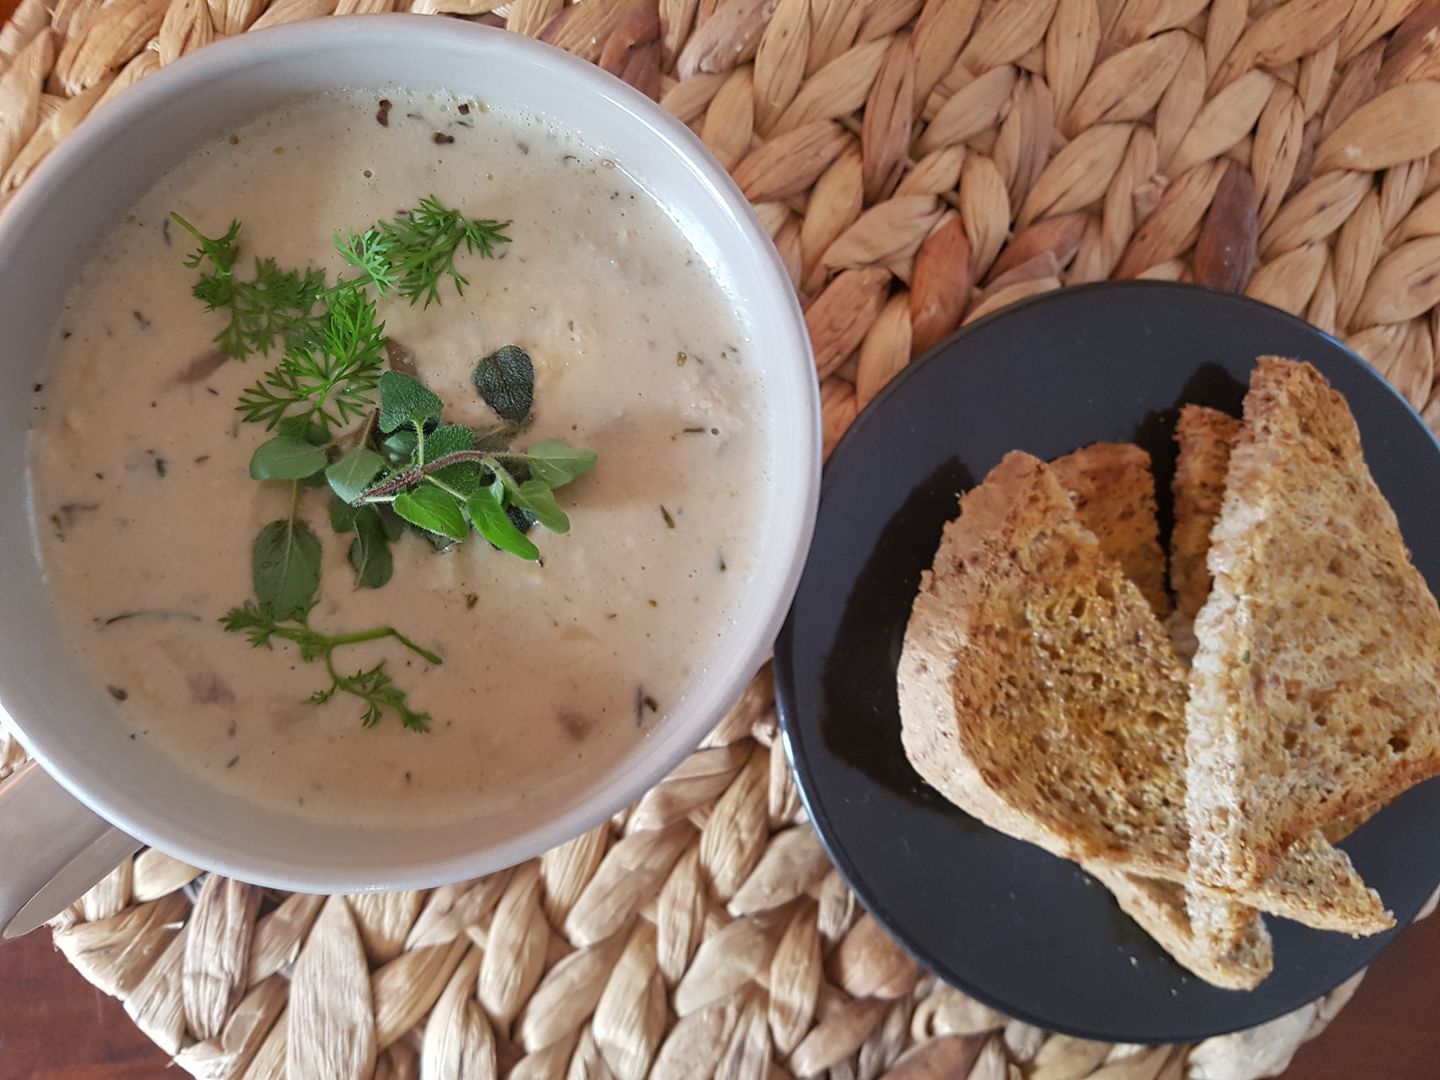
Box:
[5, 0, 1440, 1076]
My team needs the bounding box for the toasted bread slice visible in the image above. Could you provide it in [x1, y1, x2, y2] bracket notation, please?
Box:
[1171, 406, 1242, 619]
[1055, 443, 1271, 980]
[1051, 442, 1171, 617]
[1168, 397, 1391, 934]
[1187, 357, 1440, 895]
[899, 450, 1391, 941]
[899, 451, 1193, 876]
[1088, 867, 1272, 990]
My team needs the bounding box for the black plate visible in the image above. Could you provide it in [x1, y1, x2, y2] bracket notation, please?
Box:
[774, 281, 1440, 1043]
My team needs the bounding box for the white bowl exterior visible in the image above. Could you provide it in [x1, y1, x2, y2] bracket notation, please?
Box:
[0, 17, 818, 892]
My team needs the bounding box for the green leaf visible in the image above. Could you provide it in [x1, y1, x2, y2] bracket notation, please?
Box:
[524, 440, 597, 487]
[252, 519, 322, 620]
[377, 504, 406, 542]
[326, 446, 386, 503]
[473, 345, 534, 423]
[514, 479, 571, 533]
[425, 424, 483, 494]
[249, 435, 328, 481]
[466, 487, 540, 561]
[349, 509, 394, 589]
[381, 428, 419, 464]
[394, 485, 468, 540]
[378, 370, 443, 433]
[330, 492, 359, 533]
[276, 416, 332, 446]
[492, 465, 569, 533]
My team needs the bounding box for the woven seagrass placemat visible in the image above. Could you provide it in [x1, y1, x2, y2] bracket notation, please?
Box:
[4, 1, 1440, 1077]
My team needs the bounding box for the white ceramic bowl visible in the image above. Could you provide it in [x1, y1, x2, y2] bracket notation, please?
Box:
[0, 15, 818, 933]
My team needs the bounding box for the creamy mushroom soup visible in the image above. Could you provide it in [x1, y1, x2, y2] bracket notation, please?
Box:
[29, 91, 765, 827]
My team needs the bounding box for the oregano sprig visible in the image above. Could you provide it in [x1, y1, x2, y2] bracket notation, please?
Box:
[330, 371, 596, 563]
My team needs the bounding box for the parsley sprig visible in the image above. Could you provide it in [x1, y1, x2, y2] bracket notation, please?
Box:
[337, 195, 511, 306]
[222, 603, 440, 731]
[235, 287, 387, 436]
[172, 215, 326, 359]
[174, 198, 511, 436]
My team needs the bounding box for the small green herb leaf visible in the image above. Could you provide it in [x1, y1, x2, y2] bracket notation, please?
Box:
[330, 492, 359, 533]
[236, 287, 386, 436]
[525, 440, 598, 487]
[249, 435, 328, 481]
[466, 487, 540, 561]
[348, 509, 394, 589]
[378, 371, 443, 433]
[377, 504, 405, 542]
[425, 424, 483, 494]
[394, 485, 468, 540]
[252, 519, 322, 620]
[221, 604, 438, 731]
[380, 428, 419, 464]
[326, 446, 386, 503]
[493, 465, 570, 534]
[473, 345, 534, 423]
[515, 479, 570, 533]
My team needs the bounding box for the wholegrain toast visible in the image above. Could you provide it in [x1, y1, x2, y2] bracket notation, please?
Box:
[1186, 357, 1440, 897]
[899, 450, 1391, 951]
[1054, 445, 1385, 957]
[1170, 398, 1392, 934]
[1171, 406, 1242, 620]
[899, 451, 1194, 878]
[1052, 444, 1269, 987]
[1051, 442, 1171, 617]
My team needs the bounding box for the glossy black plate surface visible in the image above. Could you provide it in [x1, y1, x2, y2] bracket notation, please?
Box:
[774, 281, 1440, 1042]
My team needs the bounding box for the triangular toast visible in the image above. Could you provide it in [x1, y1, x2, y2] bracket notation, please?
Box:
[1172, 397, 1392, 935]
[1186, 357, 1440, 892]
[899, 451, 1194, 878]
[1052, 444, 1269, 987]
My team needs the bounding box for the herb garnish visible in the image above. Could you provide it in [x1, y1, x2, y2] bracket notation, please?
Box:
[335, 371, 596, 563]
[222, 604, 440, 731]
[171, 215, 327, 359]
[235, 288, 387, 436]
[181, 195, 592, 734]
[335, 195, 509, 306]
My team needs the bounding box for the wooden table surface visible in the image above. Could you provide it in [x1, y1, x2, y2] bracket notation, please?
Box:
[1, 0, 1437, 1075]
[2, 909, 1439, 1077]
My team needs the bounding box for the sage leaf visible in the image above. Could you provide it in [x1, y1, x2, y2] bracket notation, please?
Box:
[424, 424, 484, 496]
[378, 370, 443, 433]
[253, 519, 322, 620]
[473, 345, 534, 423]
[249, 435, 328, 481]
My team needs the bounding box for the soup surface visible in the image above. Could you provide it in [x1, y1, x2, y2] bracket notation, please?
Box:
[30, 91, 765, 827]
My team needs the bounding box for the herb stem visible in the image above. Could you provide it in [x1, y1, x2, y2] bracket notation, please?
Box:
[324, 624, 444, 665]
[356, 449, 533, 501]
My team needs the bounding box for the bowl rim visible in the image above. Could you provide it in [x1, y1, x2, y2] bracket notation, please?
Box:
[0, 14, 820, 892]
